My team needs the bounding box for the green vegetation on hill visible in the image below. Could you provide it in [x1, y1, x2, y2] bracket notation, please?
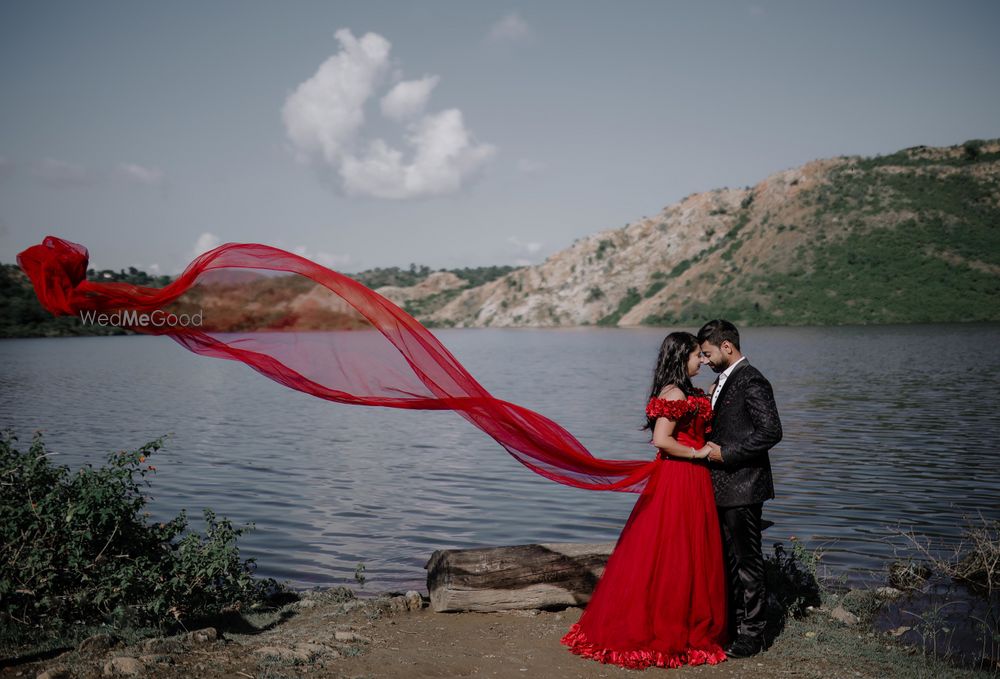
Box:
[348, 263, 518, 290]
[4, 139, 998, 335]
[0, 264, 148, 338]
[643, 139, 1000, 326]
[0, 261, 521, 338]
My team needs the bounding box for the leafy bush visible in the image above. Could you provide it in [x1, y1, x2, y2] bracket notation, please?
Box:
[0, 430, 281, 643]
[0, 265, 128, 338]
[766, 539, 823, 621]
[643, 281, 666, 298]
[598, 287, 641, 326]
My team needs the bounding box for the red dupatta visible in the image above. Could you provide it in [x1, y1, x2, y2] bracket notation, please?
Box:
[17, 236, 657, 493]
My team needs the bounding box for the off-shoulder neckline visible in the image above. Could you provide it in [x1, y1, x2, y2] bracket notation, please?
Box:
[649, 392, 708, 402]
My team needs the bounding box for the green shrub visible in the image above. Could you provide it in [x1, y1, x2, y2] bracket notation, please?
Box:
[0, 430, 281, 644]
[766, 540, 823, 621]
[643, 281, 666, 298]
[598, 287, 641, 326]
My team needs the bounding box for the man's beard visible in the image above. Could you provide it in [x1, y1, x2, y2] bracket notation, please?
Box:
[710, 356, 731, 373]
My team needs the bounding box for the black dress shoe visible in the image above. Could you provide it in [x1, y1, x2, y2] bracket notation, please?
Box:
[724, 636, 763, 658]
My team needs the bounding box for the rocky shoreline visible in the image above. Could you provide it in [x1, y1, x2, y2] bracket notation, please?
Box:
[3, 583, 993, 679]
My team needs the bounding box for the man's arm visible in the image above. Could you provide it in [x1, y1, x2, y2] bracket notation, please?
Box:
[718, 374, 782, 466]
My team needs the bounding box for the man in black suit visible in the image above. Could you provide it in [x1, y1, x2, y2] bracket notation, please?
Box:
[697, 319, 782, 659]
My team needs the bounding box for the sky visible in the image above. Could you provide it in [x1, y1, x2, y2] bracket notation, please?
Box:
[1, 0, 998, 275]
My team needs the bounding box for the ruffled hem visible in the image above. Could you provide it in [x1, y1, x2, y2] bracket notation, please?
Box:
[560, 623, 727, 670]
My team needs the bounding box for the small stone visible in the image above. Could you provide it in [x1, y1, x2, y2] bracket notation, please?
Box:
[184, 627, 218, 644]
[78, 633, 119, 655]
[295, 642, 332, 656]
[254, 646, 312, 663]
[874, 586, 903, 599]
[386, 596, 408, 613]
[138, 654, 174, 665]
[804, 631, 817, 638]
[35, 667, 71, 679]
[404, 590, 424, 611]
[334, 631, 372, 643]
[830, 605, 860, 625]
[139, 638, 183, 654]
[102, 657, 143, 676]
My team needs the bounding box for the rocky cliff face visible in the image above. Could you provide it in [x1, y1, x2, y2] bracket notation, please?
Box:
[10, 140, 991, 338]
[415, 140, 999, 327]
[425, 186, 744, 327]
[375, 271, 466, 306]
[419, 157, 839, 327]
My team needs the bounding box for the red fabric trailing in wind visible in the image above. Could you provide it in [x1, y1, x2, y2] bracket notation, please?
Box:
[17, 236, 657, 492]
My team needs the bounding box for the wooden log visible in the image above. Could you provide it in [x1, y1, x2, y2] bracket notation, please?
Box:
[424, 542, 616, 613]
[424, 520, 775, 613]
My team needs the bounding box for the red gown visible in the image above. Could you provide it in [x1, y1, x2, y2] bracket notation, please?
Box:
[560, 394, 729, 669]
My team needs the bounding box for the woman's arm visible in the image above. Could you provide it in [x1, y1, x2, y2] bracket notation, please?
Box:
[651, 387, 711, 460]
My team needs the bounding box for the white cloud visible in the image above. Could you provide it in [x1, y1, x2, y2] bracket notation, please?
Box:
[380, 75, 439, 121]
[291, 244, 352, 270]
[340, 109, 495, 199]
[31, 158, 97, 188]
[192, 232, 222, 260]
[282, 29, 391, 164]
[117, 162, 165, 187]
[488, 12, 531, 43]
[24, 159, 166, 190]
[508, 235, 543, 254]
[282, 28, 495, 200]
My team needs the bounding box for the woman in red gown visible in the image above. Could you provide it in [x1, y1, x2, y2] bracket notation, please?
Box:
[560, 331, 729, 669]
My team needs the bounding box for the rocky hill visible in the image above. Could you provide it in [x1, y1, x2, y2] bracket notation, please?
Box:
[4, 139, 998, 337]
[418, 139, 1000, 327]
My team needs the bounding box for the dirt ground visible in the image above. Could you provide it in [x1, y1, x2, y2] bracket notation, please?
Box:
[2, 589, 989, 679]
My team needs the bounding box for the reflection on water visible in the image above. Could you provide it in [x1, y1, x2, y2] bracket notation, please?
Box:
[1, 324, 998, 593]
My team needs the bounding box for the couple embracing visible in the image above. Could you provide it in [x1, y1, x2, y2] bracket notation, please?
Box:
[561, 319, 782, 669]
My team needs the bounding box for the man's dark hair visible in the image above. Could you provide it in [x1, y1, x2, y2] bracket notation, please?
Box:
[697, 319, 741, 351]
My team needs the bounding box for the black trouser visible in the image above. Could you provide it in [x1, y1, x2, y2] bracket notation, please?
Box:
[717, 503, 766, 641]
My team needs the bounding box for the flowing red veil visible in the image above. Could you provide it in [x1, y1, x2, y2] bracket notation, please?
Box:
[18, 236, 658, 493]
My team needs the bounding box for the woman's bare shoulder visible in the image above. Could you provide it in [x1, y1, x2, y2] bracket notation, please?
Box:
[656, 385, 686, 401]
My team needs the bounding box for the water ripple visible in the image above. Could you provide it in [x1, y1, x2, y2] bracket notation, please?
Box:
[1, 324, 998, 591]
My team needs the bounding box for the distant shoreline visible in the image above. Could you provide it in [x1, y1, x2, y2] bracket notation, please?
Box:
[3, 318, 999, 340]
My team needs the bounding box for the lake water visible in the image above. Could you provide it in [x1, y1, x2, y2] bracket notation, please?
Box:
[1, 324, 998, 595]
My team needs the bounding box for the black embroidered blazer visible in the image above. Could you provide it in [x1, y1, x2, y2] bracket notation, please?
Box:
[707, 361, 782, 507]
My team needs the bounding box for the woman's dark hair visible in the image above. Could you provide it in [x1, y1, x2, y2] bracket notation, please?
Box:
[643, 331, 700, 431]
